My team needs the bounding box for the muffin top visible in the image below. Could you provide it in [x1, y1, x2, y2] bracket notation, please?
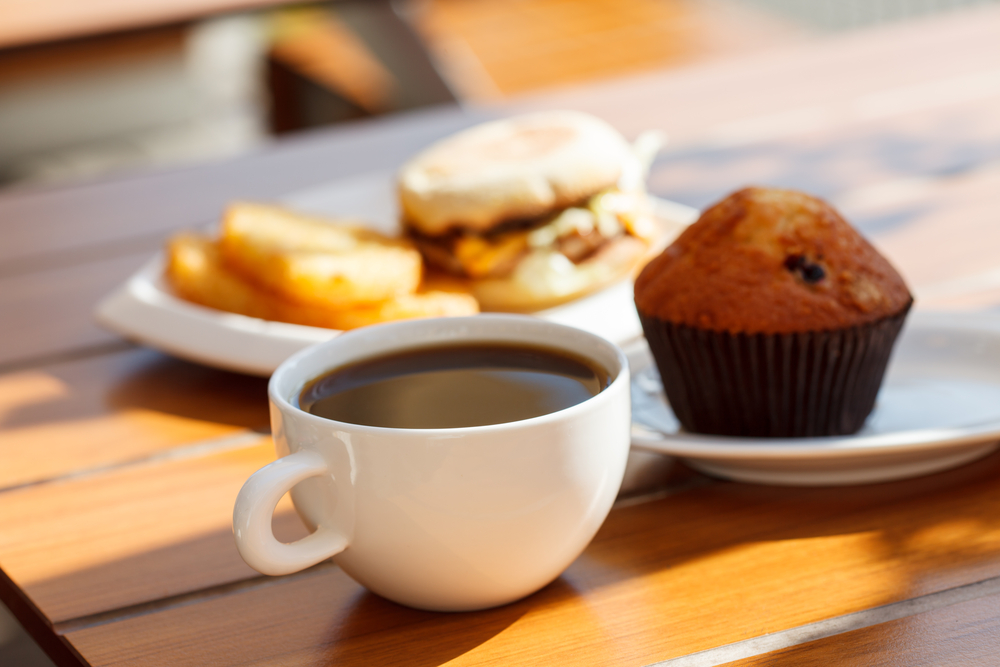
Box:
[634, 188, 912, 333]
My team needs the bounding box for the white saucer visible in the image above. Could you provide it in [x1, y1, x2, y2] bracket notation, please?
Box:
[629, 311, 1000, 486]
[95, 170, 697, 376]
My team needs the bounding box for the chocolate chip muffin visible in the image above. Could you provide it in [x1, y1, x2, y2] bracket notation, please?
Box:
[634, 187, 912, 437]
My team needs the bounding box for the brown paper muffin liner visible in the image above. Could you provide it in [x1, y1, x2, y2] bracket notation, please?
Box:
[638, 303, 912, 438]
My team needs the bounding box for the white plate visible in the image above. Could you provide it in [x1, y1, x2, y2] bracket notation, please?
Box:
[95, 170, 698, 376]
[630, 311, 1000, 486]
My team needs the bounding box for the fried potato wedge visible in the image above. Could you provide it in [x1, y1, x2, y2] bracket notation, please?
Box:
[166, 234, 478, 330]
[167, 233, 283, 321]
[219, 203, 423, 308]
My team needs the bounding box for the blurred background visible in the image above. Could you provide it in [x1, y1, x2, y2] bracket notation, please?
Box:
[1, 0, 999, 664]
[1, 0, 997, 190]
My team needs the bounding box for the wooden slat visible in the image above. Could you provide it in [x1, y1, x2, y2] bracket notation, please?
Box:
[0, 0, 295, 50]
[0, 347, 269, 490]
[53, 450, 1000, 665]
[0, 252, 149, 368]
[867, 166, 1000, 304]
[413, 0, 804, 99]
[0, 438, 307, 623]
[510, 4, 1000, 144]
[0, 108, 479, 265]
[727, 590, 1000, 666]
[647, 91, 1000, 211]
[0, 25, 184, 88]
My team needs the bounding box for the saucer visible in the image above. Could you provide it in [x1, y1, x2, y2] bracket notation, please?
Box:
[629, 311, 1000, 486]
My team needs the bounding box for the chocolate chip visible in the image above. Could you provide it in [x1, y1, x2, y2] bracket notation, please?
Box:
[783, 254, 805, 271]
[784, 254, 825, 284]
[802, 263, 825, 283]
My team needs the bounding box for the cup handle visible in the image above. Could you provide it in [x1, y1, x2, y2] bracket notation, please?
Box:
[233, 449, 348, 576]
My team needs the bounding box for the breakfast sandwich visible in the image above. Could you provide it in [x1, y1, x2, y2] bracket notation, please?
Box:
[398, 111, 670, 311]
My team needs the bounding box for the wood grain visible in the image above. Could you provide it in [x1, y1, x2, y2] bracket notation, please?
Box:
[727, 590, 1000, 666]
[413, 0, 804, 99]
[646, 89, 1000, 212]
[0, 438, 307, 623]
[0, 347, 269, 490]
[58, 451, 1000, 665]
[869, 166, 1000, 305]
[510, 4, 1000, 145]
[0, 252, 150, 368]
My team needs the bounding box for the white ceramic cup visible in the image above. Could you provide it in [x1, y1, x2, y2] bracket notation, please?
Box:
[233, 314, 631, 611]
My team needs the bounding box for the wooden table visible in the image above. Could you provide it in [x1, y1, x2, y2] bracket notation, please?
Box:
[3, 6, 1000, 665]
[0, 0, 301, 49]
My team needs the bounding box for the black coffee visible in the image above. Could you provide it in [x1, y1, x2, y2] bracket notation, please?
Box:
[299, 343, 609, 429]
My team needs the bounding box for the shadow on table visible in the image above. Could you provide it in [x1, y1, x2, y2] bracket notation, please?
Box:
[103, 351, 270, 430]
[573, 448, 1000, 602]
[51, 529, 550, 665]
[29, 448, 1000, 664]
[20, 508, 307, 626]
[0, 348, 270, 435]
[318, 583, 583, 666]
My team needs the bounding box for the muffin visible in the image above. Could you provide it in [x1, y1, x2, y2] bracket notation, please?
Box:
[634, 187, 912, 437]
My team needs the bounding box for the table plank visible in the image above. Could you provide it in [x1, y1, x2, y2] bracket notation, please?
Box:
[647, 91, 1000, 212]
[512, 5, 1000, 145]
[0, 108, 481, 265]
[0, 438, 307, 623]
[0, 252, 151, 368]
[726, 589, 1000, 666]
[867, 166, 1000, 306]
[0, 0, 297, 49]
[40, 450, 1000, 665]
[0, 348, 269, 490]
[413, 0, 804, 99]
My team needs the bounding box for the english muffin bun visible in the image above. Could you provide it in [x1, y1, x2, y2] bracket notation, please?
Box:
[635, 187, 913, 438]
[399, 111, 673, 312]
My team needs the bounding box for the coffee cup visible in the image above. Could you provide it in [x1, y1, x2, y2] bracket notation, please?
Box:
[233, 314, 631, 611]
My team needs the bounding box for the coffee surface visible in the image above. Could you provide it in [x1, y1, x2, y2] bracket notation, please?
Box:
[299, 343, 608, 429]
